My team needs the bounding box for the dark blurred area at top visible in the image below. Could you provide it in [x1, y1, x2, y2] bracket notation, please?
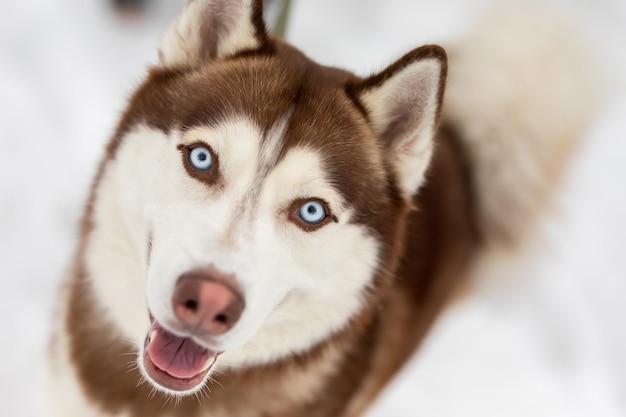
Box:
[111, 0, 293, 37]
[113, 0, 148, 13]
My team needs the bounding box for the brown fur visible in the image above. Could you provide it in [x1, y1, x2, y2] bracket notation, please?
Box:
[61, 10, 479, 417]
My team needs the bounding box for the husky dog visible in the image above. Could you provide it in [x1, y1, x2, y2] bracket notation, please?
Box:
[42, 1, 597, 416]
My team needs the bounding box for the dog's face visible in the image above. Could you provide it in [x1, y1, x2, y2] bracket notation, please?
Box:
[85, 0, 446, 395]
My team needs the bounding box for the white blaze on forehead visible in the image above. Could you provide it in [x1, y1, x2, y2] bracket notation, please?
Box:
[259, 112, 292, 172]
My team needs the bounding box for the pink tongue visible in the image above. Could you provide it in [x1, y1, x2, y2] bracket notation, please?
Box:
[147, 323, 214, 379]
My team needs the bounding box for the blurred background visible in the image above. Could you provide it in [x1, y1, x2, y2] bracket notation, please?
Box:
[1, 0, 625, 415]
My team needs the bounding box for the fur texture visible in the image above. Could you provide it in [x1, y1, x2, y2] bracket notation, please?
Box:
[41, 1, 598, 416]
[443, 5, 600, 245]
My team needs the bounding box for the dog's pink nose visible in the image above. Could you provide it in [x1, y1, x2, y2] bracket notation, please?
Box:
[173, 269, 244, 335]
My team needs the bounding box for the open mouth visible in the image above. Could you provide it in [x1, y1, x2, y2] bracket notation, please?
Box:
[142, 321, 219, 392]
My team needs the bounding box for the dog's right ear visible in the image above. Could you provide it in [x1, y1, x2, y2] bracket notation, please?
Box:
[346, 45, 447, 200]
[158, 0, 269, 67]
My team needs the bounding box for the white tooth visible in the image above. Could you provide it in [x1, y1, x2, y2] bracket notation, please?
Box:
[149, 330, 158, 344]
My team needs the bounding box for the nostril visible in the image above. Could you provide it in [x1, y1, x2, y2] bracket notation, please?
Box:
[184, 299, 198, 312]
[214, 313, 228, 324]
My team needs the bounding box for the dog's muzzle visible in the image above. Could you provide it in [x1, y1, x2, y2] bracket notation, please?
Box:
[142, 267, 244, 392]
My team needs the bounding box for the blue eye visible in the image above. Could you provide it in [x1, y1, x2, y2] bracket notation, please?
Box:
[298, 201, 327, 225]
[189, 147, 212, 171]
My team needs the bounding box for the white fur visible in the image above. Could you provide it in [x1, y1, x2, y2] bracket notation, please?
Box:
[86, 118, 381, 393]
[443, 5, 602, 244]
[160, 0, 260, 67]
[39, 283, 114, 417]
[41, 340, 128, 417]
[361, 59, 443, 200]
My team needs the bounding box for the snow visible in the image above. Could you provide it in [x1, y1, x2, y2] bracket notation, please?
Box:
[0, 0, 624, 415]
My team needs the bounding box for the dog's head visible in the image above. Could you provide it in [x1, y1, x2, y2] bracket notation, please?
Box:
[86, 0, 446, 395]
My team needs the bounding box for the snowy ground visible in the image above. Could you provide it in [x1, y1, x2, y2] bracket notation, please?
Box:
[0, 0, 624, 416]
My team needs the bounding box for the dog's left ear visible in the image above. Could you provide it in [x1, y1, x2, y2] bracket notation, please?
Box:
[347, 45, 447, 200]
[159, 0, 268, 67]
